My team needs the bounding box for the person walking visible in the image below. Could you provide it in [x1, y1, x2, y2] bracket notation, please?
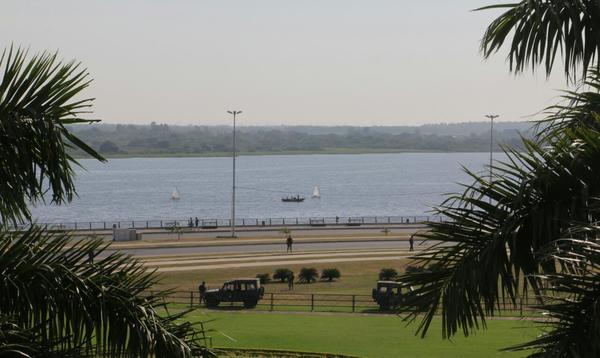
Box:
[287, 273, 294, 290]
[198, 281, 207, 304]
[409, 234, 415, 252]
[286, 235, 293, 253]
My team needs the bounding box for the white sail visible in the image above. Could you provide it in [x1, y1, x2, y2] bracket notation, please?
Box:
[312, 186, 321, 198]
[171, 187, 180, 200]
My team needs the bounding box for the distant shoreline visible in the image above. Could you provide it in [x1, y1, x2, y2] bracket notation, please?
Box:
[73, 148, 504, 159]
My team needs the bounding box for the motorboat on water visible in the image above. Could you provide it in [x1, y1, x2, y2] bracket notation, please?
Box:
[282, 195, 305, 202]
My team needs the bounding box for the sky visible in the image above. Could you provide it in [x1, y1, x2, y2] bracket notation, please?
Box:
[3, 1, 568, 126]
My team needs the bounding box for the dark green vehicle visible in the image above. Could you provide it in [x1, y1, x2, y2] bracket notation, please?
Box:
[204, 279, 264, 308]
[372, 281, 409, 310]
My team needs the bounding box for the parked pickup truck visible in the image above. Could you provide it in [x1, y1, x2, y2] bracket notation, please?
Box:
[204, 279, 264, 308]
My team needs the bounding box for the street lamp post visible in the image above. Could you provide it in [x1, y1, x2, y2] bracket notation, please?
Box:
[485, 114, 499, 184]
[228, 110, 242, 238]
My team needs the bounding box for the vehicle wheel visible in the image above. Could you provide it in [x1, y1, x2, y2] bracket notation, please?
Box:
[205, 298, 220, 308]
[243, 299, 257, 308]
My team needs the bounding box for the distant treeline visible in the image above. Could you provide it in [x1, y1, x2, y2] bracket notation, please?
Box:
[66, 121, 535, 157]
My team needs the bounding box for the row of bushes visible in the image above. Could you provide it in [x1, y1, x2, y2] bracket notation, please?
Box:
[256, 268, 341, 284]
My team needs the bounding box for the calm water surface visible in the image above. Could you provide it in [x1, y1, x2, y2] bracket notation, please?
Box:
[29, 153, 494, 222]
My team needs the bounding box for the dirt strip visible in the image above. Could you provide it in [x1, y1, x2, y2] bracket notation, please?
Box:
[156, 255, 408, 272]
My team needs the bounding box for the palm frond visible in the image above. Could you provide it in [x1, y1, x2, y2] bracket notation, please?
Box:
[0, 46, 105, 227]
[398, 124, 600, 338]
[0, 227, 213, 357]
[508, 236, 600, 357]
[477, 1, 600, 82]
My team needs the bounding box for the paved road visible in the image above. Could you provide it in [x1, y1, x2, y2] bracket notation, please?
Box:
[107, 239, 425, 257]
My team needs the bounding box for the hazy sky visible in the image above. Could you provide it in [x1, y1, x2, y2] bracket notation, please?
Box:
[3, 1, 567, 126]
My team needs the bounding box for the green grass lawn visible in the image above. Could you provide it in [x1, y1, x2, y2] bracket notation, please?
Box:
[188, 310, 539, 358]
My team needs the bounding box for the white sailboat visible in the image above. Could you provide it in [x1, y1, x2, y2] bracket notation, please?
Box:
[171, 187, 181, 200]
[312, 186, 321, 198]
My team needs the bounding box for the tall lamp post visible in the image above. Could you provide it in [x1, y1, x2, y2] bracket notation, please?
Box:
[228, 110, 242, 238]
[485, 114, 499, 183]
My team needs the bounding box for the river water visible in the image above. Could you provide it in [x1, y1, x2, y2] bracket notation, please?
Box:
[28, 153, 493, 223]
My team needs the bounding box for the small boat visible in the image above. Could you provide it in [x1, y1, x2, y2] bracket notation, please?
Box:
[171, 187, 180, 200]
[312, 186, 321, 198]
[282, 195, 305, 202]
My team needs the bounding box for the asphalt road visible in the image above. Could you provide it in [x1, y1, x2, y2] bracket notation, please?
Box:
[106, 239, 425, 257]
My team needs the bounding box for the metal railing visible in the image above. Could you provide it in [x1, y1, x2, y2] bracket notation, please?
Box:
[9, 215, 445, 232]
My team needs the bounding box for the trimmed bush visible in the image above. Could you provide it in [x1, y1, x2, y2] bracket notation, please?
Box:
[378, 268, 398, 281]
[298, 267, 318, 283]
[321, 268, 341, 282]
[273, 268, 293, 282]
[256, 273, 271, 284]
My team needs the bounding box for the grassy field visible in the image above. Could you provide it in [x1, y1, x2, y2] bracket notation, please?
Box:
[156, 259, 409, 294]
[188, 310, 539, 358]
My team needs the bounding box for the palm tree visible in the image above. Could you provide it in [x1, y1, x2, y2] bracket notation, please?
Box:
[478, 0, 600, 82]
[398, 3, 600, 355]
[0, 46, 212, 357]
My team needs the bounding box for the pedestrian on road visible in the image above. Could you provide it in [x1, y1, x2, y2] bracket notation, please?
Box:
[335, 216, 339, 224]
[287, 273, 294, 290]
[198, 281, 207, 304]
[409, 234, 414, 252]
[286, 235, 293, 253]
[195, 217, 199, 227]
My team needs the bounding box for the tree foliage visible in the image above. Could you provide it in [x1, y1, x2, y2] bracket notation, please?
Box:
[378, 268, 398, 281]
[273, 268, 293, 282]
[398, 69, 600, 355]
[321, 268, 341, 282]
[479, 0, 600, 82]
[298, 267, 318, 283]
[0, 46, 211, 357]
[0, 227, 210, 357]
[0, 46, 105, 227]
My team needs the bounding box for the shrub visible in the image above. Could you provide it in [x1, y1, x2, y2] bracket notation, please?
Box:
[273, 268, 293, 282]
[321, 268, 341, 282]
[378, 268, 398, 281]
[256, 273, 271, 284]
[298, 267, 318, 283]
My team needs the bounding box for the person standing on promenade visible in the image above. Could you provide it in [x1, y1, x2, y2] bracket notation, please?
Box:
[286, 235, 293, 253]
[195, 217, 199, 227]
[287, 273, 294, 290]
[409, 234, 414, 252]
[198, 281, 206, 304]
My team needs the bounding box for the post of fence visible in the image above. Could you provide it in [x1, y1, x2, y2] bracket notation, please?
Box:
[146, 221, 149, 229]
[520, 298, 523, 316]
[190, 291, 194, 308]
[74, 222, 78, 230]
[388, 216, 391, 224]
[296, 218, 298, 225]
[352, 295, 356, 313]
[311, 294, 314, 312]
[89, 222, 92, 230]
[270, 293, 274, 311]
